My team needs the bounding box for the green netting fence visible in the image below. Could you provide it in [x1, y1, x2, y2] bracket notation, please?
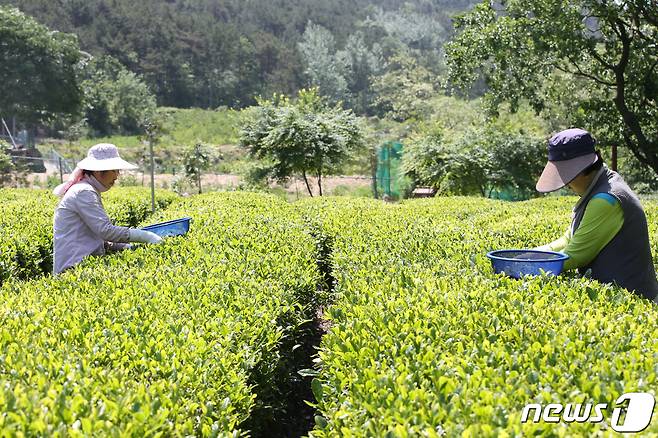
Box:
[376, 141, 403, 199]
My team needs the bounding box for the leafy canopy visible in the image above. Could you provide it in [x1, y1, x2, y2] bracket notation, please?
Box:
[401, 97, 548, 198]
[239, 88, 364, 196]
[0, 6, 82, 123]
[183, 142, 215, 194]
[81, 56, 156, 136]
[446, 0, 658, 174]
[402, 126, 545, 198]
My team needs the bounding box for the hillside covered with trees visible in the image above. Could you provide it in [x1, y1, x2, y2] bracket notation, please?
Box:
[0, 0, 478, 110]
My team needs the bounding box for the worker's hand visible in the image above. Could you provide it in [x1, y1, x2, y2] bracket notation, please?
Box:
[105, 242, 133, 252]
[533, 245, 552, 252]
[129, 229, 163, 244]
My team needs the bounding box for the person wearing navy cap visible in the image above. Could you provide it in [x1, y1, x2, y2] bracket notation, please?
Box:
[535, 128, 658, 302]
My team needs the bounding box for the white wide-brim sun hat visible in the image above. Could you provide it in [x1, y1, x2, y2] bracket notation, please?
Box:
[77, 143, 138, 171]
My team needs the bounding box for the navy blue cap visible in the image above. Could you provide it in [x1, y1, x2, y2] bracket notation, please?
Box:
[536, 128, 599, 192]
[547, 128, 596, 161]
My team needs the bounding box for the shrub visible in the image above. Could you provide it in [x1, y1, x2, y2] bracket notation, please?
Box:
[298, 196, 658, 436]
[0, 192, 322, 436]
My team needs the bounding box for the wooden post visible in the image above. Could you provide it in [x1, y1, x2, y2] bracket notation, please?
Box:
[611, 144, 618, 171]
[58, 157, 63, 183]
[143, 118, 159, 213]
[149, 137, 155, 214]
[371, 151, 379, 200]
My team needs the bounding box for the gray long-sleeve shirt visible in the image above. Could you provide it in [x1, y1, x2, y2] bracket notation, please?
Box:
[53, 176, 130, 274]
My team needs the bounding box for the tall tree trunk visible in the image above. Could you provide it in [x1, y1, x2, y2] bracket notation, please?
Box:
[317, 170, 323, 196]
[302, 170, 313, 197]
[370, 149, 379, 199]
[611, 19, 658, 174]
[611, 144, 618, 171]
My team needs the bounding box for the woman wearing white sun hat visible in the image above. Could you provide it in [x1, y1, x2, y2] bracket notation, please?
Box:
[53, 143, 163, 274]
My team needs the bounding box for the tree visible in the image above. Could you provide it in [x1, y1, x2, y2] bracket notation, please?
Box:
[362, 5, 449, 70]
[371, 51, 437, 121]
[81, 55, 156, 136]
[0, 140, 31, 188]
[239, 88, 364, 196]
[0, 143, 14, 187]
[298, 23, 349, 105]
[6, 0, 480, 110]
[0, 6, 83, 124]
[183, 142, 213, 194]
[299, 24, 387, 115]
[336, 31, 384, 115]
[446, 1, 658, 175]
[402, 126, 545, 199]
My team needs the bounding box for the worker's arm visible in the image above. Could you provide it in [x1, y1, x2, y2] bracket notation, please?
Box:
[561, 193, 624, 271]
[74, 190, 131, 242]
[536, 228, 571, 253]
[75, 190, 161, 245]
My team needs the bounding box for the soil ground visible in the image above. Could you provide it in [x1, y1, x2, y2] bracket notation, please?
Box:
[28, 164, 373, 198]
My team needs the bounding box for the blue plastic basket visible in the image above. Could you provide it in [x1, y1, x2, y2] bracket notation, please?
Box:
[486, 249, 569, 279]
[141, 217, 191, 238]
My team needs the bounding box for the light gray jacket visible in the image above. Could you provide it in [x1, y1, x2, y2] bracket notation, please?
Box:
[53, 176, 130, 274]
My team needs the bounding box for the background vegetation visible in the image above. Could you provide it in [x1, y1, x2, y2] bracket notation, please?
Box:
[0, 0, 478, 110]
[1, 0, 657, 199]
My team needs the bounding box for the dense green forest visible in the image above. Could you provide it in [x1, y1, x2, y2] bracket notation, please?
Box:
[1, 0, 477, 109]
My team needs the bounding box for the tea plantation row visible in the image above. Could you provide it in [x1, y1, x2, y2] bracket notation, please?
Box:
[3, 191, 658, 435]
[298, 196, 658, 436]
[0, 192, 327, 435]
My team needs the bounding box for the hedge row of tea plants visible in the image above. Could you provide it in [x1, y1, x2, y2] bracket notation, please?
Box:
[0, 192, 322, 435]
[300, 196, 658, 436]
[0, 188, 178, 283]
[103, 187, 180, 228]
[6, 189, 658, 435]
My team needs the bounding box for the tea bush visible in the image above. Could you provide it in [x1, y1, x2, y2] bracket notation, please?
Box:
[0, 192, 321, 435]
[5, 189, 658, 435]
[299, 196, 658, 436]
